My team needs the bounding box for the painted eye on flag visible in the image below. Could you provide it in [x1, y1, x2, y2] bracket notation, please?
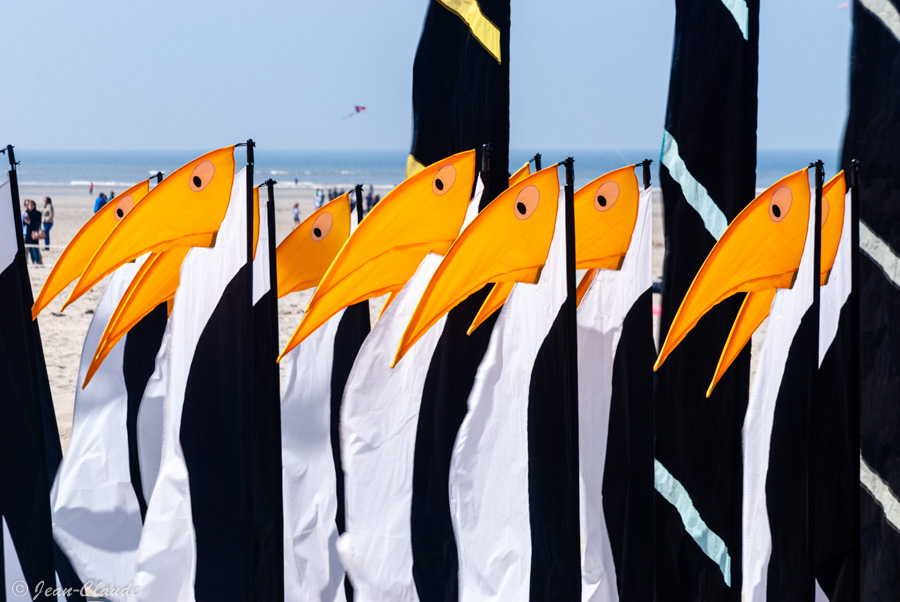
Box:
[113, 195, 135, 222]
[768, 186, 792, 222]
[311, 212, 333, 241]
[190, 160, 216, 192]
[432, 164, 457, 195]
[594, 181, 619, 212]
[514, 185, 539, 220]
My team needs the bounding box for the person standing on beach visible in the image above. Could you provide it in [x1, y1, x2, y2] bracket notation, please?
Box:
[42, 197, 54, 249]
[292, 203, 300, 229]
[109, 191, 115, 201]
[94, 192, 108, 213]
[23, 199, 43, 265]
[89, 181, 93, 194]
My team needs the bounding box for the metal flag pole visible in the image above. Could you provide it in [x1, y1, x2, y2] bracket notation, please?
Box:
[244, 139, 256, 601]
[642, 159, 653, 191]
[562, 156, 580, 553]
[354, 184, 364, 223]
[808, 159, 824, 602]
[479, 143, 492, 211]
[264, 178, 280, 379]
[849, 159, 861, 597]
[533, 152, 542, 171]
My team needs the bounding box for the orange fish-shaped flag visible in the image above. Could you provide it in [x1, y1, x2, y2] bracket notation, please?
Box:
[654, 167, 813, 396]
[63, 146, 236, 310]
[705, 171, 846, 397]
[393, 164, 560, 367]
[276, 193, 352, 298]
[278, 149, 477, 360]
[32, 178, 151, 318]
[468, 164, 641, 335]
[81, 183, 259, 387]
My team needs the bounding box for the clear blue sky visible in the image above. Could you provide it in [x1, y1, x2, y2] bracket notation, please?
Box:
[2, 0, 851, 152]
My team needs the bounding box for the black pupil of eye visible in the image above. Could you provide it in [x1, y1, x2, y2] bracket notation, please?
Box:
[435, 178, 444, 191]
[116, 208, 124, 218]
[597, 195, 607, 207]
[313, 227, 322, 238]
[772, 205, 781, 218]
[516, 202, 527, 215]
[193, 176, 202, 188]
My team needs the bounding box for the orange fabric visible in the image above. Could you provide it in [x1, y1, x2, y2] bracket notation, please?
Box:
[820, 171, 846, 285]
[466, 164, 640, 334]
[64, 146, 236, 310]
[509, 162, 531, 186]
[574, 165, 639, 270]
[655, 168, 811, 372]
[706, 289, 776, 397]
[82, 248, 190, 387]
[32, 179, 151, 318]
[279, 150, 477, 360]
[575, 268, 599, 308]
[83, 181, 261, 382]
[702, 170, 846, 394]
[467, 281, 514, 335]
[276, 193, 351, 297]
[393, 165, 560, 367]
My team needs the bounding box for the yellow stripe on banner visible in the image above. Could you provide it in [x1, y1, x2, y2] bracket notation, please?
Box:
[437, 0, 502, 63]
[406, 154, 427, 179]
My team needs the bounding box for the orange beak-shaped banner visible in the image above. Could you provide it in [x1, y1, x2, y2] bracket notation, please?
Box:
[82, 248, 189, 388]
[654, 168, 811, 378]
[467, 164, 640, 335]
[82, 184, 261, 386]
[704, 170, 844, 396]
[509, 161, 531, 186]
[63, 146, 236, 310]
[393, 165, 560, 367]
[278, 149, 477, 360]
[574, 164, 640, 271]
[276, 193, 352, 298]
[32, 179, 152, 318]
[461, 161, 535, 334]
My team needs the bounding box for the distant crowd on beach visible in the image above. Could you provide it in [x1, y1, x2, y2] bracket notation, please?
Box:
[20, 197, 54, 265]
[313, 185, 381, 212]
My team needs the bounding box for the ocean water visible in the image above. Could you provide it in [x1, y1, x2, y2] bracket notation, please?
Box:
[11, 148, 840, 192]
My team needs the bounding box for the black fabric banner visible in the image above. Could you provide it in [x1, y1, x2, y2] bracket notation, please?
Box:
[407, 4, 509, 599]
[409, 0, 510, 201]
[1, 165, 84, 601]
[841, 2, 900, 599]
[814, 301, 857, 600]
[654, 1, 759, 599]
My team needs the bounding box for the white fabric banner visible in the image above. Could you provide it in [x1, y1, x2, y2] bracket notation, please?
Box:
[449, 200, 566, 600]
[337, 254, 444, 602]
[50, 260, 145, 598]
[131, 168, 247, 602]
[281, 306, 347, 602]
[335, 178, 482, 601]
[0, 179, 17, 270]
[577, 187, 653, 601]
[818, 190, 852, 365]
[741, 187, 815, 601]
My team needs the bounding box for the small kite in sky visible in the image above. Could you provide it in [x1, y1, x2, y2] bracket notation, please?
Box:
[342, 105, 366, 119]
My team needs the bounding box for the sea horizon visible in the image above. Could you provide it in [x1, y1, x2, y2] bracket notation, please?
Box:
[10, 148, 842, 191]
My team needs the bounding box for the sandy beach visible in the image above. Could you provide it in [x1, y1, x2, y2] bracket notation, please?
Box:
[21, 181, 677, 453]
